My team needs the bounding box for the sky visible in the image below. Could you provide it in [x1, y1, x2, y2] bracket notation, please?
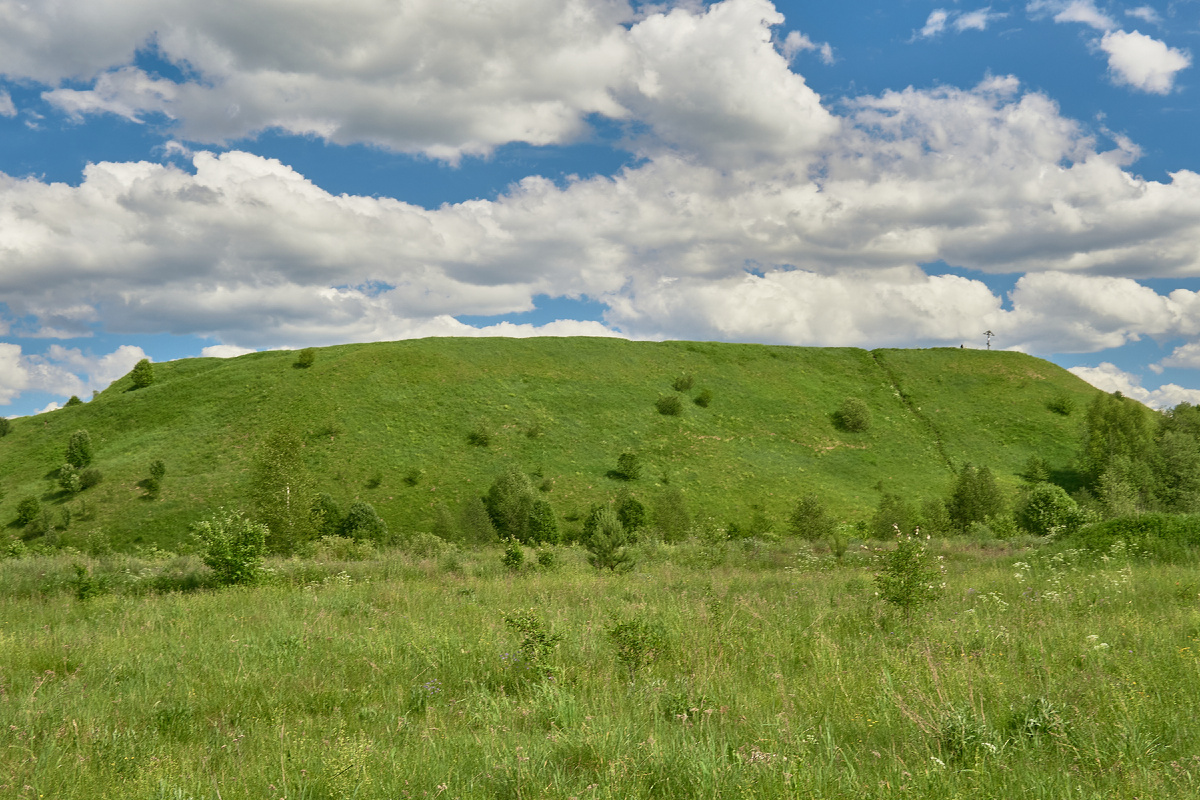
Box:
[3, 0, 1200, 416]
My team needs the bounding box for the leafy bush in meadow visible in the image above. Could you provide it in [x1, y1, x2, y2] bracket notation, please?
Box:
[694, 388, 713, 408]
[129, 358, 155, 389]
[192, 509, 267, 586]
[65, 430, 93, 468]
[948, 464, 1005, 531]
[788, 493, 835, 541]
[875, 529, 944, 619]
[294, 348, 316, 368]
[1015, 482, 1083, 537]
[15, 496, 41, 527]
[671, 374, 694, 392]
[833, 397, 871, 433]
[340, 501, 388, 542]
[655, 395, 682, 416]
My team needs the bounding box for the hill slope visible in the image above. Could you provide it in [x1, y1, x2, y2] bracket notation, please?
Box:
[0, 338, 1103, 549]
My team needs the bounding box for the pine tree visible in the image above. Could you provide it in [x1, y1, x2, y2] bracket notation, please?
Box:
[585, 505, 633, 572]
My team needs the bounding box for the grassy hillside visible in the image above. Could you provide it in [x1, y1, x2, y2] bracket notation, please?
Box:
[0, 338, 1103, 550]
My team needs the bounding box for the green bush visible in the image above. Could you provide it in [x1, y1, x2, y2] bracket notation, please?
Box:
[875, 530, 944, 619]
[0, 417, 10, 437]
[616, 493, 647, 535]
[1047, 395, 1075, 416]
[65, 429, 93, 468]
[310, 493, 343, 538]
[58, 464, 81, 494]
[527, 499, 559, 545]
[467, 422, 491, 447]
[614, 452, 642, 481]
[788, 493, 835, 541]
[459, 497, 498, 545]
[65, 395, 83, 407]
[192, 509, 267, 586]
[340, 501, 388, 542]
[1066, 513, 1200, 560]
[671, 374, 694, 392]
[129, 358, 155, 389]
[1015, 482, 1083, 537]
[948, 464, 1005, 531]
[833, 397, 871, 432]
[485, 468, 541, 543]
[870, 493, 916, 539]
[501, 538, 525, 571]
[502, 610, 563, 678]
[149, 460, 166, 481]
[15, 496, 41, 526]
[655, 395, 683, 416]
[78, 467, 103, 490]
[694, 388, 713, 408]
[295, 348, 316, 368]
[652, 487, 690, 542]
[607, 614, 668, 681]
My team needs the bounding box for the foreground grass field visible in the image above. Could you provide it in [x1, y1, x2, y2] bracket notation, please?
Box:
[2, 536, 1198, 799]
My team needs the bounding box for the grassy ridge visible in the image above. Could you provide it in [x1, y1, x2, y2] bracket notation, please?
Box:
[0, 338, 1099, 549]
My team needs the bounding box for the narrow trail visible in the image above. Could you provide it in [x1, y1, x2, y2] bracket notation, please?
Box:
[870, 351, 956, 474]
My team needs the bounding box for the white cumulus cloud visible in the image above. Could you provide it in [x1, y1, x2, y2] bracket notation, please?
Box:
[1069, 362, 1200, 409]
[1100, 29, 1191, 94]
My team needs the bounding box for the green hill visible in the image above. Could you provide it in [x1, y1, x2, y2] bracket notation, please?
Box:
[0, 338, 1103, 550]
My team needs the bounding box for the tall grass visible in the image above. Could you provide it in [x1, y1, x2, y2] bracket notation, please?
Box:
[1, 537, 1197, 798]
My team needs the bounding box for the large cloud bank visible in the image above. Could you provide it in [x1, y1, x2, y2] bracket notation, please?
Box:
[1, 0, 1200, 398]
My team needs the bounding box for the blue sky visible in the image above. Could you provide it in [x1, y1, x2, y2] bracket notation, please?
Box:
[3, 0, 1200, 415]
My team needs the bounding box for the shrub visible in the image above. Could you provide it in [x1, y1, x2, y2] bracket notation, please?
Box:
[833, 397, 871, 433]
[947, 464, 1005, 531]
[15, 496, 41, 526]
[310, 493, 343, 538]
[671, 374, 694, 392]
[485, 467, 536, 542]
[503, 610, 563, 678]
[536, 547, 558, 570]
[1022, 455, 1051, 484]
[871, 493, 916, 540]
[129, 358, 155, 389]
[192, 509, 267, 586]
[403, 468, 423, 487]
[65, 395, 82, 407]
[614, 452, 642, 481]
[1015, 482, 1083, 537]
[655, 395, 683, 416]
[652, 487, 691, 542]
[585, 505, 633, 572]
[459, 497, 498, 545]
[788, 493, 835, 541]
[527, 499, 559, 545]
[875, 529, 945, 620]
[0, 417, 10, 437]
[58, 464, 82, 494]
[467, 423, 491, 447]
[917, 497, 952, 537]
[1047, 395, 1075, 416]
[295, 347, 316, 368]
[617, 493, 647, 535]
[694, 388, 713, 408]
[607, 614, 668, 681]
[65, 429, 93, 468]
[149, 460, 166, 481]
[78, 467, 103, 490]
[501, 538, 525, 571]
[340, 500, 388, 542]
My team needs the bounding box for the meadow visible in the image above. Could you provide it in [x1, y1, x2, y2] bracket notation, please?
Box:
[2, 533, 1198, 799]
